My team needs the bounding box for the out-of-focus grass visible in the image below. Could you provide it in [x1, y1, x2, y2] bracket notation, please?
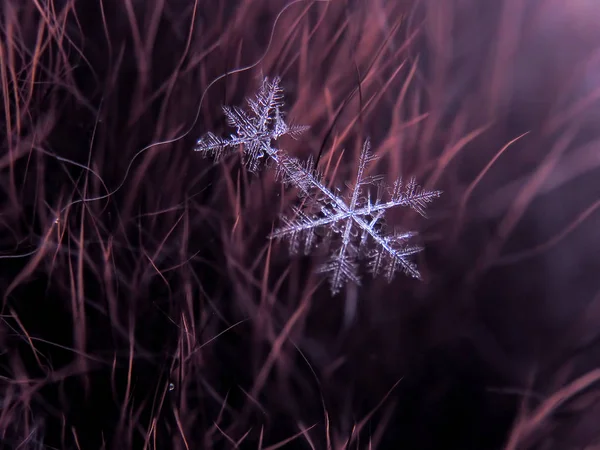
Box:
[1, 0, 600, 448]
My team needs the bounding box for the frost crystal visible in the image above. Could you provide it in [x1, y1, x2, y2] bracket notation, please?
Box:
[269, 140, 441, 294]
[194, 77, 308, 172]
[195, 77, 441, 295]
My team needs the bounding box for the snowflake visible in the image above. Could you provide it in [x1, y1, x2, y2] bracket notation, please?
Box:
[269, 139, 441, 294]
[194, 77, 308, 172]
[195, 76, 441, 295]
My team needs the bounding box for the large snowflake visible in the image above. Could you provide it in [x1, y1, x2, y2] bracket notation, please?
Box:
[270, 140, 441, 294]
[195, 77, 441, 294]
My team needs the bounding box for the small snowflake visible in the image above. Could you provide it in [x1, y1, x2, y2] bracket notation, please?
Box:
[194, 77, 308, 172]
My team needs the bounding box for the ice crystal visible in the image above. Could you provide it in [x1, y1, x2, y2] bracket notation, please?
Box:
[195, 77, 441, 294]
[194, 77, 308, 172]
[269, 140, 441, 294]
